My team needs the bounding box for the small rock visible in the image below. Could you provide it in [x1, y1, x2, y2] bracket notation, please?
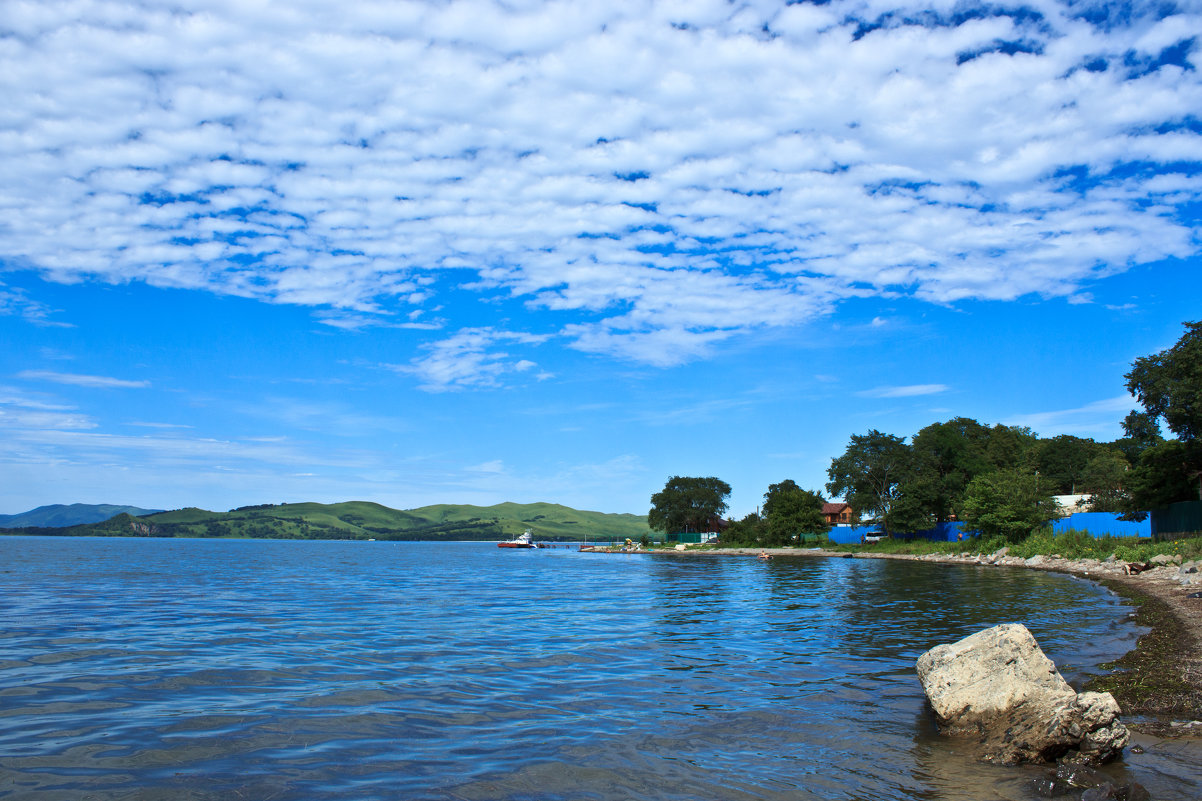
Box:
[1104, 554, 1117, 563]
[1032, 763, 1149, 801]
[1026, 555, 1047, 566]
[1150, 554, 1174, 566]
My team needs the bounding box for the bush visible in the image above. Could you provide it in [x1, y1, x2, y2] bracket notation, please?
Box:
[960, 471, 1058, 543]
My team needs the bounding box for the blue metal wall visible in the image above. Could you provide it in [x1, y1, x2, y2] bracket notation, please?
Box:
[828, 513, 1151, 543]
[1052, 513, 1150, 538]
[826, 522, 965, 543]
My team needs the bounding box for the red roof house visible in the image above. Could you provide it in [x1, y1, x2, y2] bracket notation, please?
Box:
[822, 502, 852, 525]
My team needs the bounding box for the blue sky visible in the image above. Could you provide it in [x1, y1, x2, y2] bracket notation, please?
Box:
[2, 0, 1200, 518]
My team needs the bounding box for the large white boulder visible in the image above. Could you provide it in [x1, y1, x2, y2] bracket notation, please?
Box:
[916, 623, 1128, 765]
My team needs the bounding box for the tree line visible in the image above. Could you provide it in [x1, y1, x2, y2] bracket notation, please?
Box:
[649, 320, 1202, 546]
[649, 475, 830, 547]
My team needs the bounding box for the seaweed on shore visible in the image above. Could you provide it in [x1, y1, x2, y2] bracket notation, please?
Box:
[1084, 580, 1202, 730]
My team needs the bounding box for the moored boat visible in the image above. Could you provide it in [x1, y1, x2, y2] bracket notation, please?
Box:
[498, 530, 537, 549]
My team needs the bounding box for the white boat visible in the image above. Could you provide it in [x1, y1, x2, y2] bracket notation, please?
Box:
[498, 530, 537, 549]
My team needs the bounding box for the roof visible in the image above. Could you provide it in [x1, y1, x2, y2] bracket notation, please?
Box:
[822, 502, 850, 514]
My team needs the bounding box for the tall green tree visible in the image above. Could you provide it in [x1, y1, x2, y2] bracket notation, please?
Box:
[903, 417, 993, 523]
[762, 481, 828, 545]
[648, 476, 732, 534]
[1078, 451, 1131, 513]
[1123, 440, 1200, 513]
[960, 470, 1058, 543]
[883, 489, 936, 535]
[825, 430, 910, 524]
[1034, 434, 1105, 495]
[1113, 410, 1164, 465]
[1126, 320, 1202, 500]
[1127, 321, 1202, 443]
[984, 424, 1040, 471]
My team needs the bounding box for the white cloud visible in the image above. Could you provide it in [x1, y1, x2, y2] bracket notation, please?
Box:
[859, 383, 951, 399]
[0, 283, 72, 328]
[1004, 395, 1136, 438]
[126, 422, 194, 429]
[2, 1, 1200, 369]
[17, 370, 151, 389]
[390, 327, 551, 391]
[0, 393, 96, 431]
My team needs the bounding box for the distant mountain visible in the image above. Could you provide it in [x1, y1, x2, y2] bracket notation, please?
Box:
[2, 500, 649, 542]
[0, 503, 165, 528]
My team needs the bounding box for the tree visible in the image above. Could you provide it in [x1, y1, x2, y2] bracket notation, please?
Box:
[984, 424, 1040, 472]
[1127, 321, 1202, 443]
[1113, 410, 1164, 465]
[721, 512, 764, 546]
[1034, 434, 1104, 495]
[960, 471, 1058, 543]
[903, 417, 994, 523]
[1122, 440, 1200, 515]
[825, 430, 910, 524]
[762, 481, 828, 545]
[648, 476, 731, 534]
[1126, 321, 1202, 500]
[883, 489, 935, 535]
[1078, 451, 1130, 513]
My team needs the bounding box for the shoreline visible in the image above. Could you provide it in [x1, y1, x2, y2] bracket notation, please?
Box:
[643, 545, 1202, 735]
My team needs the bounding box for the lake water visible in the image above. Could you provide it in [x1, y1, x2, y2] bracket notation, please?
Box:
[1, 537, 1198, 800]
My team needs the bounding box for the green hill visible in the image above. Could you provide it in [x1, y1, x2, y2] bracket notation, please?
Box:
[4, 501, 650, 542]
[409, 501, 649, 541]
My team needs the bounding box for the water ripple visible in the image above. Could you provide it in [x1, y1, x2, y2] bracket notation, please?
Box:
[1, 537, 1197, 800]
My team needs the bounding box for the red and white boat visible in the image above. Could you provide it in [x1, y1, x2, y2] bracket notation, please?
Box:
[498, 530, 537, 549]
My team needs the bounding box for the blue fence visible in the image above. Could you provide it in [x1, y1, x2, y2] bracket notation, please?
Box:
[826, 522, 964, 544]
[1052, 513, 1150, 538]
[827, 513, 1151, 543]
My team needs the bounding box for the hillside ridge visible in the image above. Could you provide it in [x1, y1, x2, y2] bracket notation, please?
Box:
[1, 500, 650, 542]
[0, 503, 164, 528]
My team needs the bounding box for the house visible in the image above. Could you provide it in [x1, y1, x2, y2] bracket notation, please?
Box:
[822, 502, 853, 525]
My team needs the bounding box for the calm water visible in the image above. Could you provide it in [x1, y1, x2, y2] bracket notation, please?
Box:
[1, 537, 1198, 800]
